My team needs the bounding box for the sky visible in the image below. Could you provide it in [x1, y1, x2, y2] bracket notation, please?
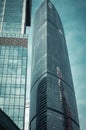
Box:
[27, 0, 86, 130]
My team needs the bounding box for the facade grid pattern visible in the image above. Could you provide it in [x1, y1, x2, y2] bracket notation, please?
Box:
[0, 37, 28, 129]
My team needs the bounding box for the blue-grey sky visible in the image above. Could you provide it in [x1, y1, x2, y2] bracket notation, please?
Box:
[27, 0, 86, 130]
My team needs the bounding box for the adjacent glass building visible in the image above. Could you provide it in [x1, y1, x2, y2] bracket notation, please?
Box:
[0, 0, 31, 34]
[0, 0, 31, 129]
[29, 0, 80, 130]
[0, 35, 28, 130]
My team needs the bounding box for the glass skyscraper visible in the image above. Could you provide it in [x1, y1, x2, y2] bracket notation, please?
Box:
[29, 0, 80, 130]
[0, 0, 31, 34]
[0, 0, 31, 129]
[0, 35, 28, 130]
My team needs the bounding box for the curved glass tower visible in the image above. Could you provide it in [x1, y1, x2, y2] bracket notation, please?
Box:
[30, 0, 80, 130]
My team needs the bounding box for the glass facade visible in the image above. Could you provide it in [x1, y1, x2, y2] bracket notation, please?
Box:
[30, 1, 80, 130]
[0, 0, 31, 34]
[0, 0, 31, 129]
[0, 36, 28, 130]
